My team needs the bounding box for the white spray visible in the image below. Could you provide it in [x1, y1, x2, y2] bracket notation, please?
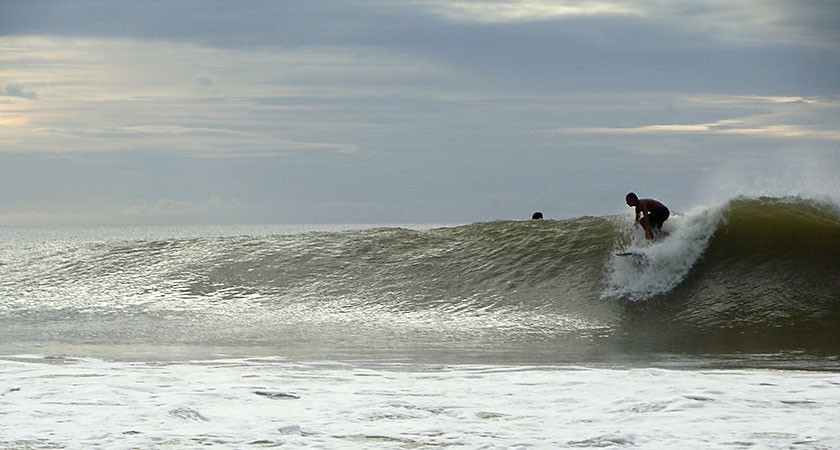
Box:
[603, 153, 840, 300]
[602, 202, 728, 301]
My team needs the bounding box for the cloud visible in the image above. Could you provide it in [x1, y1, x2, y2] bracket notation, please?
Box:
[0, 36, 450, 155]
[420, 0, 840, 49]
[647, 0, 840, 49]
[424, 0, 642, 23]
[0, 115, 29, 127]
[0, 2, 837, 225]
[4, 1, 838, 52]
[554, 95, 840, 142]
[2, 83, 36, 99]
[572, 121, 840, 141]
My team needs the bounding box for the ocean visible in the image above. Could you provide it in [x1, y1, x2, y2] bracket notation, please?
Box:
[1, 195, 838, 448]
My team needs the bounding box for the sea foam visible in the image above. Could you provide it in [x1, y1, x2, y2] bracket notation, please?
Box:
[0, 356, 838, 449]
[603, 202, 725, 300]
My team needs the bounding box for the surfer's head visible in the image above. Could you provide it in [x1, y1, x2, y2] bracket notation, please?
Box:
[532, 212, 543, 220]
[626, 192, 639, 207]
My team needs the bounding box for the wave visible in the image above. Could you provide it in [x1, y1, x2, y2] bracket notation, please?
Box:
[603, 196, 840, 354]
[607, 196, 839, 293]
[1, 195, 838, 356]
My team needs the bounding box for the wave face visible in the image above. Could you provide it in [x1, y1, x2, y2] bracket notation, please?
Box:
[609, 197, 840, 356]
[1, 196, 838, 362]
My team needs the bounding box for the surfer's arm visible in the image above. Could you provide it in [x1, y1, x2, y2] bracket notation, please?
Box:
[637, 203, 654, 240]
[643, 224, 654, 240]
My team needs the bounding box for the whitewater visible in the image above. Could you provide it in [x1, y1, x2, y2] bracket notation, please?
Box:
[1, 195, 839, 448]
[2, 356, 838, 449]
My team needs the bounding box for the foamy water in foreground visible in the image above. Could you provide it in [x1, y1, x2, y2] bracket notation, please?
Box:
[1, 356, 838, 449]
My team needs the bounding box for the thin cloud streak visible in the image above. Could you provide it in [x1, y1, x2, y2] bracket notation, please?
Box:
[425, 0, 642, 22]
[567, 122, 840, 141]
[555, 95, 840, 141]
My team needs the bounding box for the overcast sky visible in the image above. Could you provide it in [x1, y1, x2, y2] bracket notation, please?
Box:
[1, 0, 839, 225]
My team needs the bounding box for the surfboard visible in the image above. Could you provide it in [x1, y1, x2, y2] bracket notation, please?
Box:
[615, 250, 651, 266]
[615, 251, 647, 257]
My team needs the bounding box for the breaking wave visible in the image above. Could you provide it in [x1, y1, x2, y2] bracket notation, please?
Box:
[1, 195, 838, 358]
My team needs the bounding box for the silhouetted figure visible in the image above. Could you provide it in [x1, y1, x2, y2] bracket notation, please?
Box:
[625, 192, 669, 240]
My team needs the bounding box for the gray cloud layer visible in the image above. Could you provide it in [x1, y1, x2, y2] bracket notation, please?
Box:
[1, 1, 838, 225]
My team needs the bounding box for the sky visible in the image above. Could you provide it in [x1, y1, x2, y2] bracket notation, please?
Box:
[1, 0, 839, 225]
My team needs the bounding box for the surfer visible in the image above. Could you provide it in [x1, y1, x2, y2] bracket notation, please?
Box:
[531, 212, 544, 220]
[625, 192, 669, 240]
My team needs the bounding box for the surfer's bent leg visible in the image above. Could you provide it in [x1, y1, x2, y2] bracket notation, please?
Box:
[649, 207, 669, 230]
